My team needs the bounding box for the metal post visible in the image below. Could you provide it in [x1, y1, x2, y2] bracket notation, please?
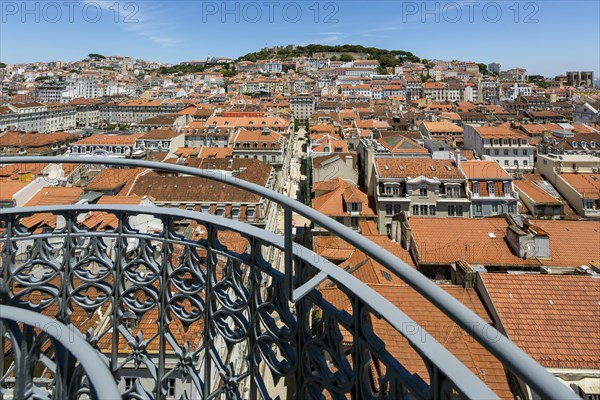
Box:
[284, 206, 293, 299]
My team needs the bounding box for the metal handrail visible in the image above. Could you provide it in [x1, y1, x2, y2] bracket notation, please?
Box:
[0, 305, 121, 399]
[1, 204, 495, 398]
[0, 155, 580, 399]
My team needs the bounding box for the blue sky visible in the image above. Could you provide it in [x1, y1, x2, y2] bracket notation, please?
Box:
[1, 0, 599, 77]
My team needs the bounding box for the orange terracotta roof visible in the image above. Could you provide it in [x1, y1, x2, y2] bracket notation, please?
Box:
[97, 195, 146, 205]
[0, 181, 29, 201]
[21, 187, 84, 229]
[409, 217, 541, 267]
[86, 168, 146, 193]
[559, 173, 600, 198]
[528, 220, 600, 268]
[312, 178, 375, 217]
[231, 128, 283, 144]
[73, 133, 144, 146]
[461, 160, 512, 180]
[138, 129, 181, 140]
[1, 131, 77, 147]
[475, 126, 527, 139]
[358, 220, 379, 235]
[481, 274, 600, 369]
[25, 187, 84, 207]
[513, 180, 561, 205]
[313, 236, 356, 261]
[375, 158, 464, 180]
[422, 120, 463, 133]
[354, 119, 390, 130]
[321, 283, 512, 398]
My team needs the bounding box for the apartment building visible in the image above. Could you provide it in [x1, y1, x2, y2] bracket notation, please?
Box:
[538, 153, 600, 218]
[421, 82, 464, 102]
[133, 129, 185, 154]
[229, 128, 284, 165]
[0, 102, 77, 133]
[373, 158, 470, 234]
[99, 99, 189, 125]
[68, 133, 144, 157]
[290, 93, 316, 124]
[419, 120, 463, 147]
[460, 160, 519, 217]
[463, 124, 534, 172]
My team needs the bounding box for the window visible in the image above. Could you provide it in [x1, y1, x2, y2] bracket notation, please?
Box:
[494, 149, 499, 156]
[419, 187, 428, 197]
[448, 205, 455, 216]
[393, 204, 402, 214]
[429, 205, 436, 215]
[351, 202, 360, 212]
[456, 205, 463, 216]
[475, 203, 482, 213]
[420, 205, 428, 215]
[392, 186, 399, 196]
[380, 270, 392, 281]
[412, 204, 419, 215]
[124, 377, 135, 391]
[513, 149, 518, 155]
[386, 204, 393, 215]
[485, 149, 490, 155]
[584, 201, 594, 210]
[167, 379, 176, 398]
[504, 149, 509, 156]
[504, 160, 509, 166]
[514, 160, 518, 166]
[523, 160, 528, 166]
[503, 182, 510, 196]
[473, 181, 480, 195]
[522, 149, 527, 155]
[492, 203, 499, 213]
[488, 182, 495, 196]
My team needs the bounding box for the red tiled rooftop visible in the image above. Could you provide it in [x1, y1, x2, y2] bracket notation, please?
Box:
[481, 273, 600, 370]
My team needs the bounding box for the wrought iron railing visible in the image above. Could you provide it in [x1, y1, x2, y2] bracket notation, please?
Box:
[0, 156, 580, 400]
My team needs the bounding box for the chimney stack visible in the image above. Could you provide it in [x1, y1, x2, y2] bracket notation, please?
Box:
[455, 149, 461, 169]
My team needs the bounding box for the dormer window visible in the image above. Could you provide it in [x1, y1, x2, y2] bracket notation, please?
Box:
[488, 181, 495, 196]
[572, 141, 578, 148]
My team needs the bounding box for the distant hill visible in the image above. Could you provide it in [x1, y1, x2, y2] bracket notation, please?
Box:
[237, 44, 421, 69]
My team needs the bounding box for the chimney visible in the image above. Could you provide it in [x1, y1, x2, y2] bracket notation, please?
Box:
[345, 155, 353, 169]
[455, 149, 461, 168]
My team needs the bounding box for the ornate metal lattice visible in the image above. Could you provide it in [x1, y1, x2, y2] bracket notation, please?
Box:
[0, 156, 580, 400]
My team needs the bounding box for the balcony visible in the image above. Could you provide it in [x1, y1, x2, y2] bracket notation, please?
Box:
[0, 157, 580, 400]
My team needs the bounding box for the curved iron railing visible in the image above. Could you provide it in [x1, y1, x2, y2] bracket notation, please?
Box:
[0, 156, 580, 400]
[0, 304, 121, 399]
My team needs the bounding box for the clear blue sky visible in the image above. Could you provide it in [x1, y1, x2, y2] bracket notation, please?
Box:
[1, 0, 598, 77]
